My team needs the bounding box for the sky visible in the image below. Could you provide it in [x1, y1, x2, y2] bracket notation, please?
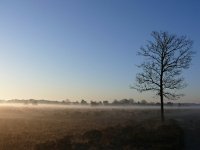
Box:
[0, 0, 199, 102]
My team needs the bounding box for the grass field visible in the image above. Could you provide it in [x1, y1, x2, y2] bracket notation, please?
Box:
[0, 104, 199, 149]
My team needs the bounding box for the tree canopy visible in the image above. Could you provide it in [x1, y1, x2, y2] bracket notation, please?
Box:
[133, 31, 194, 121]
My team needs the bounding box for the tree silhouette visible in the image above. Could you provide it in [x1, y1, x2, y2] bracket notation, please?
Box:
[133, 31, 194, 121]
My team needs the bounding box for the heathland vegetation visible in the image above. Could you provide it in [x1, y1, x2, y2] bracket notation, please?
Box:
[1, 105, 196, 150]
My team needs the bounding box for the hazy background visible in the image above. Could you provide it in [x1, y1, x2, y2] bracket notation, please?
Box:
[0, 0, 199, 102]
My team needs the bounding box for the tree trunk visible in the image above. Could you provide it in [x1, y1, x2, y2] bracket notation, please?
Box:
[160, 69, 164, 122]
[160, 53, 164, 122]
[160, 92, 164, 122]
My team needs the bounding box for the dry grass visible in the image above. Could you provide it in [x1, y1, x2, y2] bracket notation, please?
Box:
[0, 104, 197, 149]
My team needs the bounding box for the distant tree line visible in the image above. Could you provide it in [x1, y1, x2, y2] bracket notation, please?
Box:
[0, 99, 198, 107]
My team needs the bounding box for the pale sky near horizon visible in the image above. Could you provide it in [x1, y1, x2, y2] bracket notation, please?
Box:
[0, 0, 199, 102]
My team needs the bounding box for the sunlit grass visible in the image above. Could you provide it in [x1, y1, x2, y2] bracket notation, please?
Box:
[0, 105, 199, 149]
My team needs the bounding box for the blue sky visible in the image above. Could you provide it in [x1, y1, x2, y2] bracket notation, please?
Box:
[0, 0, 199, 102]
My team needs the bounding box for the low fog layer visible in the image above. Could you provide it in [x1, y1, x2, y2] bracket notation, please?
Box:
[0, 103, 200, 110]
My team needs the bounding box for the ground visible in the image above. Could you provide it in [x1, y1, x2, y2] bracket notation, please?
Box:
[0, 104, 199, 149]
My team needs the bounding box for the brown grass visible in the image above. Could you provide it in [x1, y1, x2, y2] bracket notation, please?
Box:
[0, 104, 191, 149]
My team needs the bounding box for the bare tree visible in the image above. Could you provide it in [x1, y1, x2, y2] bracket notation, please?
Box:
[133, 31, 194, 122]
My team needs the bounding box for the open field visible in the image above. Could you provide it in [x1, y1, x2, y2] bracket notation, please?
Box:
[0, 104, 199, 149]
